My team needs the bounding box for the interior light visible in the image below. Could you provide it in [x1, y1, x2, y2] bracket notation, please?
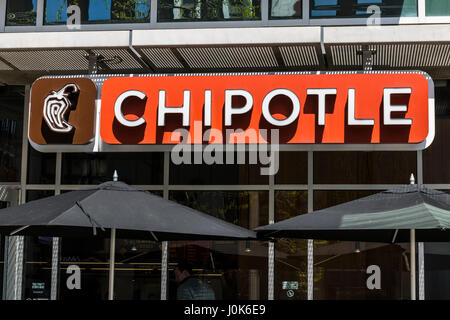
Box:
[354, 241, 361, 253]
[244, 240, 252, 253]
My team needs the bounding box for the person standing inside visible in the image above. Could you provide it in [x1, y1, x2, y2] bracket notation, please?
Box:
[174, 260, 216, 300]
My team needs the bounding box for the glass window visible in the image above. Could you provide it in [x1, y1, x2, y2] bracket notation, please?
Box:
[158, 0, 261, 22]
[274, 191, 308, 300]
[270, 0, 302, 19]
[58, 237, 110, 299]
[61, 152, 164, 185]
[26, 190, 55, 202]
[27, 145, 56, 185]
[6, 0, 38, 26]
[424, 241, 450, 299]
[169, 240, 268, 300]
[310, 0, 417, 18]
[170, 153, 268, 185]
[113, 239, 161, 300]
[424, 118, 450, 184]
[44, 0, 151, 25]
[0, 86, 24, 183]
[313, 190, 410, 300]
[314, 241, 411, 299]
[170, 191, 268, 227]
[313, 151, 416, 184]
[426, 0, 450, 16]
[314, 190, 379, 211]
[23, 236, 53, 300]
[168, 191, 268, 300]
[275, 152, 307, 184]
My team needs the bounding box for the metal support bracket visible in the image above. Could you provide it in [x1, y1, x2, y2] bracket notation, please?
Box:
[85, 51, 122, 74]
[357, 46, 377, 71]
[86, 52, 100, 74]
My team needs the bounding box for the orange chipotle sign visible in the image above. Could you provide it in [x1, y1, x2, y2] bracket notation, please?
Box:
[99, 73, 432, 146]
[28, 72, 434, 151]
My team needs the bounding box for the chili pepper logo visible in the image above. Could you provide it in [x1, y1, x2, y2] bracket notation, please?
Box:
[43, 84, 79, 133]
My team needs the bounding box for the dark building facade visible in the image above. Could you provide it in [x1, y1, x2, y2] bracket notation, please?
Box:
[0, 0, 449, 300]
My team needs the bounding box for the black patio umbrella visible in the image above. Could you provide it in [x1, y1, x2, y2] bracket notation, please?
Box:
[255, 180, 450, 300]
[0, 176, 255, 299]
[0, 181, 255, 241]
[255, 184, 450, 242]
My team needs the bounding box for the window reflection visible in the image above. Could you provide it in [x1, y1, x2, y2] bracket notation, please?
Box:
[0, 86, 24, 183]
[169, 191, 268, 300]
[44, 0, 151, 25]
[310, 0, 417, 18]
[426, 0, 450, 16]
[158, 0, 261, 22]
[6, 0, 38, 26]
[270, 0, 302, 19]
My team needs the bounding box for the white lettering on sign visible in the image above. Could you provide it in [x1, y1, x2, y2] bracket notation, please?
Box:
[348, 88, 375, 126]
[383, 88, 412, 125]
[158, 90, 191, 126]
[261, 89, 301, 126]
[114, 90, 146, 127]
[204, 90, 212, 126]
[224, 90, 253, 126]
[306, 88, 337, 125]
[112, 87, 417, 129]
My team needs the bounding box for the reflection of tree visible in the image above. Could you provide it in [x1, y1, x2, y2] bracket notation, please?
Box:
[7, 0, 36, 25]
[112, 0, 150, 21]
[159, 0, 260, 21]
[51, 0, 150, 24]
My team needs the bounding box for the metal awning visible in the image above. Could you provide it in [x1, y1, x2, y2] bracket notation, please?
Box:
[0, 24, 450, 84]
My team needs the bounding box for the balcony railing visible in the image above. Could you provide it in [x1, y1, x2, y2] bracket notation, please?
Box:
[1, 0, 450, 32]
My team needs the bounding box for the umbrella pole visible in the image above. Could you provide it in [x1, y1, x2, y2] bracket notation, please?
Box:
[410, 229, 416, 300]
[108, 228, 116, 300]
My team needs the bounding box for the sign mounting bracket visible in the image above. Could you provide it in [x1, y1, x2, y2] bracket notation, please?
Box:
[357, 45, 377, 71]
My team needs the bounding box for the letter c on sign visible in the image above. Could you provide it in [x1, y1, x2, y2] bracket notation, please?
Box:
[114, 90, 147, 127]
[262, 89, 300, 126]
